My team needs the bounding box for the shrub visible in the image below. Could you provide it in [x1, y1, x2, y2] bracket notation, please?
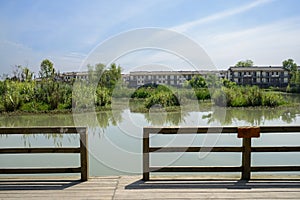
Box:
[213, 86, 284, 107]
[95, 87, 111, 107]
[195, 88, 211, 101]
[131, 87, 152, 98]
[246, 86, 262, 106]
[262, 92, 285, 107]
[144, 92, 180, 109]
[212, 88, 227, 106]
[20, 102, 50, 112]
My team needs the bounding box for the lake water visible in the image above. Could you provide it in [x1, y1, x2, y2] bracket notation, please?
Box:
[1, 98, 300, 176]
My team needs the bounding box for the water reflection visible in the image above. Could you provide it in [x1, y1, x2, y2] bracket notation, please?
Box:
[143, 111, 183, 125]
[0, 108, 124, 147]
[203, 106, 298, 126]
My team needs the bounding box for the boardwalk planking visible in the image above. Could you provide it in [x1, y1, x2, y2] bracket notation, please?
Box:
[1, 175, 300, 199]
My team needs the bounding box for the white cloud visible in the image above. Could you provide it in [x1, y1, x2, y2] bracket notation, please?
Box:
[173, 0, 274, 32]
[202, 17, 300, 68]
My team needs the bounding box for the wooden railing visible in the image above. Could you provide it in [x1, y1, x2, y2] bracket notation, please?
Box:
[143, 126, 300, 181]
[0, 127, 88, 181]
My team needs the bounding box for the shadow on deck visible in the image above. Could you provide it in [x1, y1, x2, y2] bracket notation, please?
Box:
[125, 178, 300, 190]
[0, 178, 81, 190]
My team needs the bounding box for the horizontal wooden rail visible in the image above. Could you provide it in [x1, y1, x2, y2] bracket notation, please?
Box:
[143, 126, 300, 181]
[0, 126, 88, 181]
[149, 147, 242, 152]
[252, 146, 300, 152]
[144, 126, 300, 134]
[0, 167, 82, 174]
[252, 166, 300, 172]
[150, 166, 242, 173]
[0, 148, 81, 154]
[0, 127, 87, 134]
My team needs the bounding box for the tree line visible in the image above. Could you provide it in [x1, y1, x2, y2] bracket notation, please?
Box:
[0, 58, 297, 113]
[0, 59, 122, 112]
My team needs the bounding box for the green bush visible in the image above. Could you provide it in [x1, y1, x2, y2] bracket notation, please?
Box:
[212, 89, 227, 106]
[246, 86, 262, 106]
[131, 87, 152, 98]
[95, 87, 111, 107]
[213, 86, 285, 107]
[112, 87, 135, 98]
[0, 101, 5, 112]
[20, 102, 50, 112]
[195, 88, 211, 101]
[144, 92, 180, 109]
[262, 92, 285, 107]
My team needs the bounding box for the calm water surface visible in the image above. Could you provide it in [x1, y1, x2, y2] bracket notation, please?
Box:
[1, 100, 300, 176]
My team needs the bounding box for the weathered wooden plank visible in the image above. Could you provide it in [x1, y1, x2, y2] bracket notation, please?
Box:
[260, 126, 300, 133]
[149, 166, 242, 172]
[144, 125, 300, 134]
[114, 191, 300, 199]
[0, 127, 86, 134]
[1, 176, 300, 200]
[0, 167, 81, 174]
[242, 137, 252, 180]
[79, 130, 88, 181]
[144, 126, 238, 134]
[252, 166, 300, 172]
[0, 148, 80, 154]
[252, 146, 300, 152]
[143, 128, 150, 181]
[149, 146, 242, 152]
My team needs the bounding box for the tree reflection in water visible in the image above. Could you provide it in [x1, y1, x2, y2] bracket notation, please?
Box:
[203, 106, 298, 126]
[0, 108, 124, 147]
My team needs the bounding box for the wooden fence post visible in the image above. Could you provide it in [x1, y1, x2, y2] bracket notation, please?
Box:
[242, 137, 251, 180]
[80, 128, 88, 181]
[238, 126, 260, 180]
[143, 128, 150, 181]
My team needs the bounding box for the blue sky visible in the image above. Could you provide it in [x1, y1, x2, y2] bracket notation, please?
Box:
[1, 0, 300, 74]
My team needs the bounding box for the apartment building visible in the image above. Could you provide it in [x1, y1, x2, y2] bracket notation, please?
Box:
[227, 66, 290, 88]
[57, 71, 89, 82]
[56, 66, 293, 88]
[127, 70, 227, 88]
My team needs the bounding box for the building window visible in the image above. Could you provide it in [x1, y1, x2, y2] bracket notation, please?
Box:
[284, 71, 289, 76]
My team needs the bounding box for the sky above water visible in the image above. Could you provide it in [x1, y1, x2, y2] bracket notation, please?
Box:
[1, 0, 300, 74]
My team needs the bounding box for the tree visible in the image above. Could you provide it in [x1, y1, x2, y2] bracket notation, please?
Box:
[282, 59, 297, 72]
[186, 75, 207, 88]
[235, 60, 254, 67]
[87, 63, 121, 89]
[9, 65, 34, 82]
[21, 67, 33, 82]
[39, 59, 55, 79]
[283, 59, 298, 85]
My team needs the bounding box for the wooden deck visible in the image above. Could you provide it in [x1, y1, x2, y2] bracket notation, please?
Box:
[1, 175, 300, 199]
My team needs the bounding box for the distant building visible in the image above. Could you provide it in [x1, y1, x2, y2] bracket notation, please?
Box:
[128, 70, 226, 88]
[227, 66, 290, 88]
[54, 66, 295, 88]
[57, 71, 89, 82]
